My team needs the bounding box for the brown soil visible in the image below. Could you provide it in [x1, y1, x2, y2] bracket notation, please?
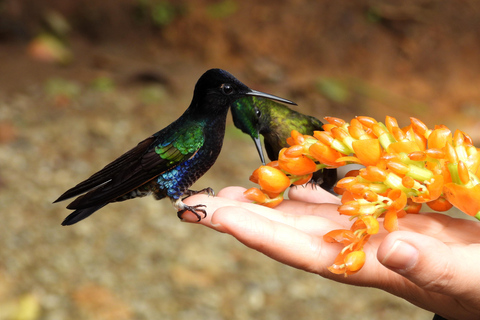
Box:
[0, 1, 479, 319]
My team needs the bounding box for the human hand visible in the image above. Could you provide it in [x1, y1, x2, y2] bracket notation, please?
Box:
[183, 186, 480, 320]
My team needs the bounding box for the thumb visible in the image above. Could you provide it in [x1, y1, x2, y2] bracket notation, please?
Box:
[377, 231, 480, 308]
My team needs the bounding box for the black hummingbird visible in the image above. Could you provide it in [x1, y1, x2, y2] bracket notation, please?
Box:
[231, 96, 337, 191]
[54, 69, 295, 225]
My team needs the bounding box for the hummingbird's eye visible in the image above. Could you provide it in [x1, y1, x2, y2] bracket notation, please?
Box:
[255, 108, 261, 118]
[221, 83, 234, 95]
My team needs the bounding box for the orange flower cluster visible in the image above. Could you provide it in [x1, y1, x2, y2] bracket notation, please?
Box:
[244, 116, 480, 276]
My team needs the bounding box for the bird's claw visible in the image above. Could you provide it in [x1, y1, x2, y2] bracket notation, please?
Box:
[177, 204, 207, 222]
[182, 187, 215, 199]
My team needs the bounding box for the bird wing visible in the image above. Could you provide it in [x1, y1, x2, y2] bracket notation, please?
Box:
[55, 124, 205, 209]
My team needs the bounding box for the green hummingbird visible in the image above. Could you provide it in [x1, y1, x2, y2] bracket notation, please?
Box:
[231, 96, 337, 191]
[54, 69, 296, 225]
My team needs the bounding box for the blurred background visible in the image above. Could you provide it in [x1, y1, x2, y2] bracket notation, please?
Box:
[1, 0, 479, 319]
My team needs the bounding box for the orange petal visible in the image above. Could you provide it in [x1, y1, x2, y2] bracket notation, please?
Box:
[292, 173, 313, 185]
[323, 229, 356, 245]
[453, 129, 465, 147]
[286, 137, 295, 146]
[444, 143, 458, 163]
[331, 127, 349, 141]
[388, 189, 407, 211]
[336, 156, 363, 164]
[426, 196, 453, 212]
[428, 127, 452, 149]
[425, 148, 445, 159]
[457, 161, 470, 185]
[408, 151, 426, 161]
[262, 189, 280, 199]
[348, 125, 367, 140]
[387, 140, 421, 154]
[290, 130, 305, 145]
[391, 127, 406, 141]
[363, 190, 378, 202]
[356, 116, 377, 128]
[405, 199, 422, 214]
[402, 176, 415, 189]
[324, 116, 346, 127]
[264, 197, 284, 208]
[338, 202, 361, 216]
[386, 160, 409, 175]
[410, 117, 429, 136]
[360, 215, 380, 235]
[257, 166, 291, 194]
[278, 149, 317, 175]
[244, 187, 267, 203]
[336, 176, 357, 189]
[309, 142, 344, 166]
[385, 116, 399, 133]
[427, 175, 444, 200]
[350, 118, 363, 128]
[443, 183, 480, 217]
[349, 183, 369, 195]
[352, 139, 381, 166]
[383, 209, 399, 232]
[328, 251, 348, 275]
[344, 250, 366, 274]
[360, 166, 388, 182]
[284, 145, 305, 157]
[405, 126, 427, 151]
[314, 130, 335, 146]
[340, 191, 358, 204]
[372, 123, 388, 137]
[464, 132, 474, 146]
[266, 160, 281, 169]
[249, 168, 260, 183]
[322, 123, 337, 132]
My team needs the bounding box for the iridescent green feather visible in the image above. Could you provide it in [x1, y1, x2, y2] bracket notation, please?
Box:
[155, 124, 204, 164]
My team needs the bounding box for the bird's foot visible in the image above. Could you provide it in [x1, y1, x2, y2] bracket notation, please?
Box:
[172, 198, 207, 222]
[182, 187, 215, 199]
[305, 179, 321, 189]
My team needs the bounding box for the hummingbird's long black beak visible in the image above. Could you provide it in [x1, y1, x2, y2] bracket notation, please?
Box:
[247, 90, 296, 105]
[253, 136, 266, 165]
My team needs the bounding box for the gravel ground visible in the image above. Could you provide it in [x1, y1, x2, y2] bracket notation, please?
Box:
[0, 59, 435, 320]
[2, 2, 480, 318]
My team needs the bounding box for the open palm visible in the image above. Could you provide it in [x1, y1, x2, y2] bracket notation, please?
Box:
[184, 186, 480, 320]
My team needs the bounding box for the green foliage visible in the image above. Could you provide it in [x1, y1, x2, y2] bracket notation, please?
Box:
[45, 78, 80, 100]
[134, 0, 181, 27]
[365, 6, 382, 24]
[90, 76, 115, 92]
[316, 78, 350, 103]
[206, 0, 238, 19]
[139, 85, 167, 105]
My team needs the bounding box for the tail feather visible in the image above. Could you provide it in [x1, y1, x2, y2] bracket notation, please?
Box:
[61, 204, 106, 226]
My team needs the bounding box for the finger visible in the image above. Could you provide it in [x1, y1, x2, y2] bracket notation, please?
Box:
[288, 185, 341, 205]
[209, 205, 340, 275]
[216, 186, 345, 222]
[182, 194, 345, 234]
[378, 231, 480, 318]
[217, 186, 249, 201]
[179, 187, 251, 224]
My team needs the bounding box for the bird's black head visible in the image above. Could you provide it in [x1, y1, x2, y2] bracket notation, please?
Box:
[193, 68, 296, 114]
[191, 69, 296, 165]
[192, 69, 250, 113]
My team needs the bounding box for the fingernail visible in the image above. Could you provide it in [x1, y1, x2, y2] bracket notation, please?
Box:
[381, 240, 418, 271]
[210, 213, 222, 228]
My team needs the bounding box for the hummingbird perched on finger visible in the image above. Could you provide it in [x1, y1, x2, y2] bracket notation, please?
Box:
[54, 69, 296, 225]
[231, 96, 337, 191]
